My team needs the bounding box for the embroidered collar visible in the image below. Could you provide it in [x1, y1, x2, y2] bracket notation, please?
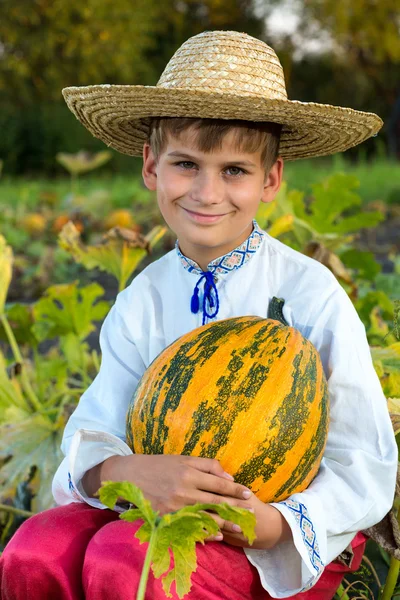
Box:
[175, 219, 265, 276]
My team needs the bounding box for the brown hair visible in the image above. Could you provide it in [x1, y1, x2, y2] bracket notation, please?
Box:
[146, 117, 282, 176]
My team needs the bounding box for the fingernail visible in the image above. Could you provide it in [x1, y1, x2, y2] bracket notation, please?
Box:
[213, 533, 223, 541]
[232, 524, 242, 533]
[242, 490, 252, 499]
[223, 471, 234, 480]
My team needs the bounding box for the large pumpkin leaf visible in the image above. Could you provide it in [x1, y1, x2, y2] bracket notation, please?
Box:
[340, 249, 382, 281]
[32, 281, 109, 342]
[0, 413, 64, 512]
[305, 174, 384, 235]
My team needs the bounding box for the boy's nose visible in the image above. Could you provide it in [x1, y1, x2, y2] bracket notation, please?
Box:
[190, 172, 223, 205]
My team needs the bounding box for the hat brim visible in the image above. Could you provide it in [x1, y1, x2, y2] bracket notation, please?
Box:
[62, 85, 383, 161]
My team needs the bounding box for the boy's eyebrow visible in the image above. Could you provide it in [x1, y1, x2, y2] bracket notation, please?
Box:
[167, 151, 257, 167]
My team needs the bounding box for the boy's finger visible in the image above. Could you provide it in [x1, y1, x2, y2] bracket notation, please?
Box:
[194, 469, 252, 500]
[204, 512, 245, 541]
[188, 456, 234, 480]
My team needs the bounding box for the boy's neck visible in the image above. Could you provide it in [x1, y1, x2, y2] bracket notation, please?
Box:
[177, 222, 254, 272]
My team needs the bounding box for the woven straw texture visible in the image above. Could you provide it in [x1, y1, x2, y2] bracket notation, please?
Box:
[62, 30, 383, 161]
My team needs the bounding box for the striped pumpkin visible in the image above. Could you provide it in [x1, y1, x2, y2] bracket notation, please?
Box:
[126, 306, 329, 503]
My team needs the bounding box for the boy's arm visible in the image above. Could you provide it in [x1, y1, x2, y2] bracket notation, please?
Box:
[239, 285, 397, 597]
[52, 286, 145, 509]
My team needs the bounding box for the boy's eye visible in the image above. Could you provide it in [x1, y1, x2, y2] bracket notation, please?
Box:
[175, 162, 246, 176]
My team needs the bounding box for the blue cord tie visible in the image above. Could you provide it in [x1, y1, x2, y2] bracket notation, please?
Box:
[191, 271, 220, 325]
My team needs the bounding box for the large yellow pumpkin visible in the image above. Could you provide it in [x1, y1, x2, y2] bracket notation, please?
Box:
[126, 302, 329, 503]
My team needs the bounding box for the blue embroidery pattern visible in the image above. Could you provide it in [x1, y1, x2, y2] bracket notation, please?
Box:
[281, 499, 324, 575]
[68, 471, 82, 501]
[176, 219, 265, 276]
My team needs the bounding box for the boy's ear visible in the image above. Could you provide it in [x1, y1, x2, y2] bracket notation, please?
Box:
[142, 142, 158, 191]
[261, 157, 284, 204]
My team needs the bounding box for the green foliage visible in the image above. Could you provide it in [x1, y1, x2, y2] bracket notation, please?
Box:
[32, 282, 109, 342]
[99, 481, 256, 599]
[58, 221, 167, 292]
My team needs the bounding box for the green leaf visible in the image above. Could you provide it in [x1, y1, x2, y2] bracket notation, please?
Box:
[340, 249, 381, 281]
[309, 173, 361, 227]
[98, 482, 257, 599]
[355, 291, 394, 326]
[0, 413, 64, 512]
[157, 513, 219, 598]
[0, 303, 37, 347]
[331, 211, 384, 234]
[375, 274, 400, 299]
[99, 481, 158, 527]
[32, 282, 109, 342]
[295, 174, 384, 236]
[177, 503, 257, 545]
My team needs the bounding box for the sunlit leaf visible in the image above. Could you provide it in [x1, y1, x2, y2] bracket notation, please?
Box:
[58, 221, 165, 290]
[388, 398, 400, 435]
[267, 214, 294, 238]
[56, 151, 112, 175]
[0, 235, 13, 314]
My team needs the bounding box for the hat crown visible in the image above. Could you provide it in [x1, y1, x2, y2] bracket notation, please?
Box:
[157, 30, 288, 101]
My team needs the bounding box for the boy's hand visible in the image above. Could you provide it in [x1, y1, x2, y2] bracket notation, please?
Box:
[97, 453, 253, 517]
[207, 493, 293, 549]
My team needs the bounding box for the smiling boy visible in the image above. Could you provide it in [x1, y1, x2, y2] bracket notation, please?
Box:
[144, 119, 283, 271]
[0, 30, 396, 600]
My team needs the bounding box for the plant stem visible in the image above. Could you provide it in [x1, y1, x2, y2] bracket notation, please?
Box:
[381, 507, 400, 600]
[137, 528, 158, 600]
[381, 556, 400, 600]
[0, 502, 35, 518]
[335, 583, 350, 600]
[0, 314, 42, 413]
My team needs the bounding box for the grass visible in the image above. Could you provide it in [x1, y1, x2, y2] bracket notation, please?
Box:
[0, 155, 399, 211]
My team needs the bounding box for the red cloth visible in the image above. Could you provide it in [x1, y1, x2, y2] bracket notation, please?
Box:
[0, 503, 367, 600]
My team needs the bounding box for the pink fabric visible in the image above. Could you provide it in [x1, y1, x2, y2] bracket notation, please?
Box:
[0, 503, 367, 600]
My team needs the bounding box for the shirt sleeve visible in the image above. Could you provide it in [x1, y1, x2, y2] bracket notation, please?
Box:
[52, 287, 144, 510]
[244, 284, 398, 597]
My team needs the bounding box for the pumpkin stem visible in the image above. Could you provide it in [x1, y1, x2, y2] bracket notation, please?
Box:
[268, 296, 289, 326]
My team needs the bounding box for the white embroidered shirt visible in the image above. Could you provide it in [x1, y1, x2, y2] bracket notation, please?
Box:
[52, 220, 397, 598]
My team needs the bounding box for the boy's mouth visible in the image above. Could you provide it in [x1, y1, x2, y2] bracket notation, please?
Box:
[181, 207, 228, 223]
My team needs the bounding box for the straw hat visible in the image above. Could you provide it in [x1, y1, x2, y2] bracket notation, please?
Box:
[62, 30, 382, 161]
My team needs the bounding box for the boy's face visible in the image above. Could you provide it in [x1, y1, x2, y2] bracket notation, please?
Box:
[142, 127, 283, 271]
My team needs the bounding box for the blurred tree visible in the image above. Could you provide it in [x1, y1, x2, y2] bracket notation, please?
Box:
[262, 0, 400, 156]
[0, 0, 266, 106]
[141, 0, 265, 79]
[300, 0, 400, 106]
[0, 0, 161, 105]
[0, 0, 271, 173]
